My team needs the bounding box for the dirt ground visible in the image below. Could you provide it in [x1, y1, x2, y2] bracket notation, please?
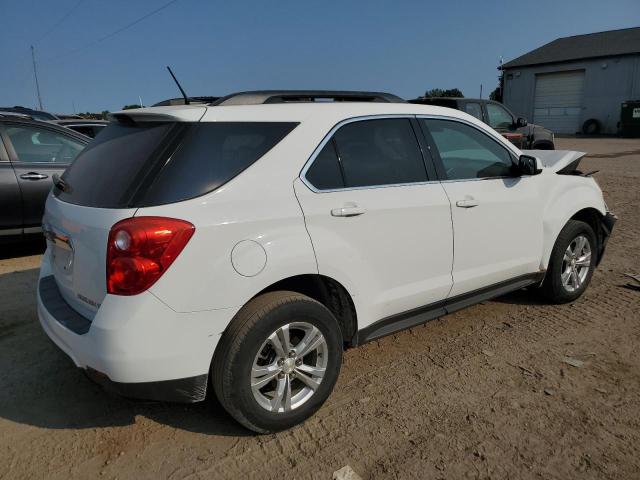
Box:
[1, 138, 639, 480]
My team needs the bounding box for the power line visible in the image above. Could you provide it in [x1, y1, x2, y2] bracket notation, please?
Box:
[44, 0, 182, 62]
[34, 0, 85, 44]
[31, 46, 44, 109]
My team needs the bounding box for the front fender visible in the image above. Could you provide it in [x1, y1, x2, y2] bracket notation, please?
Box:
[541, 179, 606, 269]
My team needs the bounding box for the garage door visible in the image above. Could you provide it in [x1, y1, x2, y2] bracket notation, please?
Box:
[533, 70, 585, 134]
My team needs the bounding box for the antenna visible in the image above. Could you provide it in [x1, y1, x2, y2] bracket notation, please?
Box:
[166, 66, 189, 105]
[31, 45, 44, 110]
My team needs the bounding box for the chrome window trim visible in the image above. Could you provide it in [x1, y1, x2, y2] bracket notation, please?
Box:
[299, 114, 436, 194]
[299, 114, 523, 193]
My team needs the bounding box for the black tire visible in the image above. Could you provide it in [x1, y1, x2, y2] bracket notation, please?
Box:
[582, 119, 601, 135]
[532, 141, 555, 150]
[540, 220, 597, 303]
[212, 291, 342, 433]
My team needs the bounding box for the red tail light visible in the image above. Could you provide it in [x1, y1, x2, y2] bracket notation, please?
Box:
[107, 217, 195, 295]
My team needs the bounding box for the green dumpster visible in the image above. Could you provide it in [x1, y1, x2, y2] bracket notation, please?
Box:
[620, 100, 640, 137]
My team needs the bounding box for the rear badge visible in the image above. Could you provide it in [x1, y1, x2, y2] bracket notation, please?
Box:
[77, 293, 101, 309]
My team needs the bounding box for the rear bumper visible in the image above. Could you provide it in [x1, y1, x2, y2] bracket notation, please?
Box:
[37, 250, 237, 402]
[597, 212, 617, 266]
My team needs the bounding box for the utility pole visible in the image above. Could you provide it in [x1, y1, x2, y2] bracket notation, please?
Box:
[479, 84, 483, 99]
[30, 45, 44, 110]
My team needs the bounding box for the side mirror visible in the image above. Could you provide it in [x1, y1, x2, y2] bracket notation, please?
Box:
[516, 117, 528, 128]
[517, 154, 542, 176]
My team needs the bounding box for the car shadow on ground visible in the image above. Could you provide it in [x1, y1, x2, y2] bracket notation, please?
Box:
[0, 266, 251, 438]
[0, 256, 546, 438]
[492, 287, 548, 306]
[0, 237, 46, 260]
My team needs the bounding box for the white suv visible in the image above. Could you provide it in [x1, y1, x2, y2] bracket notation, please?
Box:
[38, 91, 616, 433]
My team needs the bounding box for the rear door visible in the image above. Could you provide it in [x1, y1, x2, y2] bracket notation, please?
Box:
[1, 123, 85, 230]
[0, 133, 22, 234]
[294, 116, 453, 329]
[419, 117, 542, 297]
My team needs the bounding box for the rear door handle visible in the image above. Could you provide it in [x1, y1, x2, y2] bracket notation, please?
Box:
[456, 199, 478, 208]
[331, 206, 366, 217]
[20, 172, 49, 180]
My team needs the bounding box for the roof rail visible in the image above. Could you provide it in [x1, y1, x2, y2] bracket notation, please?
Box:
[151, 96, 221, 107]
[0, 111, 33, 120]
[211, 90, 406, 106]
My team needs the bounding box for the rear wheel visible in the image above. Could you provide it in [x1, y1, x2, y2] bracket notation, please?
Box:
[541, 220, 597, 303]
[212, 291, 342, 433]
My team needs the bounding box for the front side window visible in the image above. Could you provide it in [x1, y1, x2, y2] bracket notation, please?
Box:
[330, 118, 427, 188]
[5, 125, 84, 164]
[486, 103, 514, 129]
[464, 103, 483, 121]
[421, 119, 515, 180]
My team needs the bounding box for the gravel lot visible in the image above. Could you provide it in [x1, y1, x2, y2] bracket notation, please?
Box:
[1, 138, 639, 480]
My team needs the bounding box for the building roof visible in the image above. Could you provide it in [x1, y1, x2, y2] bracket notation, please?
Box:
[502, 26, 640, 69]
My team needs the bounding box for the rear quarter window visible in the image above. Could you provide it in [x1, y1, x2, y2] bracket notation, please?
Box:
[140, 122, 297, 206]
[55, 121, 297, 208]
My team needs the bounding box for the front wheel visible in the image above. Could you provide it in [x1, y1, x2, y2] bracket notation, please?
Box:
[212, 291, 342, 433]
[540, 220, 597, 303]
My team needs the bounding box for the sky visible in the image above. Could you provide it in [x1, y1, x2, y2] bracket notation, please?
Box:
[1, 0, 638, 114]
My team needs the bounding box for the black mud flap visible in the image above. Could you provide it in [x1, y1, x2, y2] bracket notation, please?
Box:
[85, 368, 208, 403]
[597, 212, 617, 266]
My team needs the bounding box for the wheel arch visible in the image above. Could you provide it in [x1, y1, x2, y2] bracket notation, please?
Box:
[250, 274, 358, 348]
[542, 200, 606, 269]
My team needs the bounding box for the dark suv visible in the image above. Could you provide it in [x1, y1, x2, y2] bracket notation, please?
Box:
[0, 114, 88, 241]
[409, 97, 555, 150]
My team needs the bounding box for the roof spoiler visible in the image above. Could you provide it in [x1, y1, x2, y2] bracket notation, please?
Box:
[109, 105, 207, 124]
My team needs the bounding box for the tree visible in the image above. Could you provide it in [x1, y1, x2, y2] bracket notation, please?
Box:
[122, 104, 143, 110]
[425, 88, 464, 98]
[489, 87, 502, 102]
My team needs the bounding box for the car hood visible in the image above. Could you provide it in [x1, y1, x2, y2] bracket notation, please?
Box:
[522, 150, 587, 172]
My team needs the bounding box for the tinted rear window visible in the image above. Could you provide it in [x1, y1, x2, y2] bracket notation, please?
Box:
[55, 121, 297, 208]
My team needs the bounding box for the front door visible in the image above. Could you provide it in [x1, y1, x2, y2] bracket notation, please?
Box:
[1, 123, 85, 230]
[0, 135, 21, 234]
[294, 117, 454, 329]
[419, 117, 543, 297]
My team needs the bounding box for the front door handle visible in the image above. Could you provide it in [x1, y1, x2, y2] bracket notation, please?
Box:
[331, 205, 366, 217]
[20, 172, 49, 180]
[456, 199, 478, 208]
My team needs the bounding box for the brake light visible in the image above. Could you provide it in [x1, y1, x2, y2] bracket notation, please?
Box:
[107, 217, 195, 295]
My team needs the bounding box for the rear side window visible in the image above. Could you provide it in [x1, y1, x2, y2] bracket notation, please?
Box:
[141, 122, 296, 206]
[332, 118, 427, 188]
[56, 121, 297, 208]
[464, 103, 483, 121]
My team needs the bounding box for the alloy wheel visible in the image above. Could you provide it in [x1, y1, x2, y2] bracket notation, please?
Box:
[251, 322, 328, 413]
[561, 234, 592, 292]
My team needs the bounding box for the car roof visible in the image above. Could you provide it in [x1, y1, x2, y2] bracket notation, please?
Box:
[0, 116, 91, 141]
[53, 119, 108, 125]
[411, 97, 500, 104]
